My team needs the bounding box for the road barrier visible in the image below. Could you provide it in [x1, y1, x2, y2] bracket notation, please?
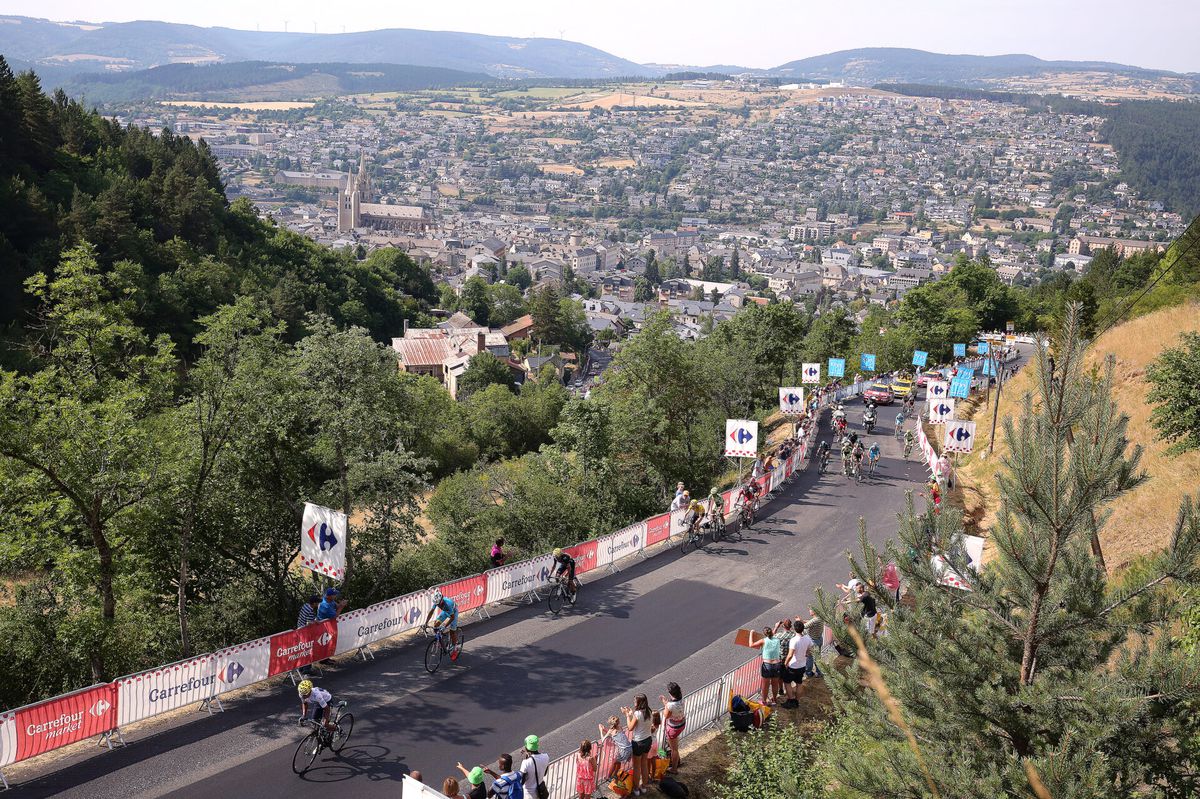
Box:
[0, 400, 825, 788]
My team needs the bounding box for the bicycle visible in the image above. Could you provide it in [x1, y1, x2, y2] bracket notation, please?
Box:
[705, 510, 726, 543]
[818, 451, 831, 475]
[867, 454, 880, 477]
[422, 624, 465, 674]
[546, 573, 578, 615]
[680, 517, 706, 555]
[292, 700, 353, 775]
[903, 438, 914, 460]
[736, 498, 756, 531]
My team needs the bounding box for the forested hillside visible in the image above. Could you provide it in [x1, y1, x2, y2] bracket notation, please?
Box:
[880, 83, 1200, 217]
[0, 56, 438, 363]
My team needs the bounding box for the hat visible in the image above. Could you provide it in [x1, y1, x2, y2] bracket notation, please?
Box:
[307, 594, 321, 604]
[324, 587, 340, 597]
[467, 767, 485, 785]
[524, 734, 540, 752]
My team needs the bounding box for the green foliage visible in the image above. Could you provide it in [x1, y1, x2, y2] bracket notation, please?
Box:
[1146, 331, 1200, 455]
[815, 307, 1200, 798]
[717, 722, 829, 799]
[457, 352, 515, 400]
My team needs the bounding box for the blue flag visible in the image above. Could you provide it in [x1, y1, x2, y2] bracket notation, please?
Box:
[982, 359, 997, 377]
[828, 358, 846, 378]
[860, 353, 876, 372]
[949, 377, 972, 398]
[977, 340, 990, 354]
[953, 343, 966, 358]
[912, 350, 928, 368]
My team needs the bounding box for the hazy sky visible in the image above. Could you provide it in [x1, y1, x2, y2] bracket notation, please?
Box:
[5, 0, 1199, 72]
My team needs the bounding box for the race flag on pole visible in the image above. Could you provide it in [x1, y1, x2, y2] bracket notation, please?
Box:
[778, 387, 805, 415]
[724, 419, 759, 458]
[860, 353, 876, 372]
[801, 363, 821, 384]
[301, 502, 348, 581]
[912, 350, 928, 368]
[828, 358, 846, 378]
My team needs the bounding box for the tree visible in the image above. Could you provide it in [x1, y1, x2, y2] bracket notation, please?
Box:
[488, 283, 526, 327]
[507, 264, 532, 290]
[459, 276, 492, 325]
[818, 305, 1200, 797]
[457, 352, 513, 400]
[643, 252, 661, 285]
[1146, 331, 1200, 454]
[529, 284, 564, 346]
[0, 244, 176, 680]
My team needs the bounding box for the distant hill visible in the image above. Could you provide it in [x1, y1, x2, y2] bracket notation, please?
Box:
[769, 47, 1195, 87]
[61, 61, 491, 103]
[0, 15, 654, 79]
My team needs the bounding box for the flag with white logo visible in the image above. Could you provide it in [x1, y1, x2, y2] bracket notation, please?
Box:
[943, 420, 976, 453]
[724, 419, 759, 458]
[301, 502, 347, 581]
[778, 387, 805, 415]
[801, 363, 821, 384]
[927, 398, 955, 425]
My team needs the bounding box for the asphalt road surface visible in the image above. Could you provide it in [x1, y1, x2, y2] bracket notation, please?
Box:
[8, 375, 997, 799]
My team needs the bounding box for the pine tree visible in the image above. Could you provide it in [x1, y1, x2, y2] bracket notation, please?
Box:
[817, 304, 1200, 798]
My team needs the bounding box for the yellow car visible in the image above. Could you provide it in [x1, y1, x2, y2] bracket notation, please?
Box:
[892, 378, 914, 398]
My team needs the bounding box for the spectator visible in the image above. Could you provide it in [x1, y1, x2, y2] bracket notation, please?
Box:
[880, 556, 901, 603]
[316, 587, 346, 621]
[674, 481, 685, 504]
[490, 538, 507, 568]
[775, 619, 799, 708]
[669, 490, 689, 512]
[411, 770, 424, 783]
[660, 682, 686, 772]
[574, 740, 597, 799]
[622, 694, 654, 796]
[937, 453, 954, 490]
[598, 716, 632, 779]
[296, 594, 320, 628]
[519, 735, 550, 799]
[456, 763, 488, 799]
[748, 626, 783, 705]
[927, 479, 942, 514]
[484, 754, 522, 799]
[443, 777, 466, 799]
[856, 583, 878, 637]
[802, 609, 824, 678]
[751, 456, 764, 480]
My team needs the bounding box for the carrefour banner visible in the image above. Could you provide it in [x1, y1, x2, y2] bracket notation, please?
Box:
[13, 683, 117, 763]
[333, 608, 370, 656]
[300, 502, 347, 582]
[0, 711, 14, 768]
[565, 540, 600, 576]
[769, 465, 785, 491]
[345, 591, 432, 651]
[117, 654, 217, 727]
[211, 637, 272, 698]
[600, 521, 646, 566]
[646, 513, 672, 547]
[486, 556, 554, 603]
[268, 620, 337, 677]
[438, 573, 488, 613]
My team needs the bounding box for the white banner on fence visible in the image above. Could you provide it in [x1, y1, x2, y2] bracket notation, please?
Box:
[670, 508, 691, 538]
[602, 521, 646, 565]
[342, 590, 433, 652]
[962, 535, 985, 572]
[769, 466, 784, 491]
[0, 711, 15, 769]
[211, 638, 272, 697]
[333, 608, 370, 656]
[403, 774, 451, 799]
[117, 654, 218, 727]
[682, 677, 726, 732]
[486, 555, 554, 603]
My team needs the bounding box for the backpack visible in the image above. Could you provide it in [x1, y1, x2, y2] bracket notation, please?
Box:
[658, 776, 690, 798]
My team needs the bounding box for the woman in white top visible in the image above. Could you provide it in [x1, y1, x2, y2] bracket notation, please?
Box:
[660, 682, 686, 773]
[622, 694, 654, 796]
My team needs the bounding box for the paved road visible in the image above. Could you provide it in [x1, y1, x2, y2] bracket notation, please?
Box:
[8, 394, 947, 799]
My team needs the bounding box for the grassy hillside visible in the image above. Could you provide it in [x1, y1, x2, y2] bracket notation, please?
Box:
[955, 301, 1200, 573]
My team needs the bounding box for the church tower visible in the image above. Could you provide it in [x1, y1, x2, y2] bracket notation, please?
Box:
[357, 153, 371, 202]
[337, 166, 360, 233]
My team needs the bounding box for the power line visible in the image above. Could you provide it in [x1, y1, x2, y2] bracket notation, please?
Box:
[1092, 221, 1200, 339]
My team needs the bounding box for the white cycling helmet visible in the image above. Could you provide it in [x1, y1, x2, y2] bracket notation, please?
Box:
[432, 590, 443, 605]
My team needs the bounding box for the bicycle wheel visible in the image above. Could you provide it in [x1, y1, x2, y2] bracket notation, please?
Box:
[331, 714, 353, 753]
[565, 583, 578, 606]
[680, 530, 696, 555]
[453, 632, 466, 657]
[547, 585, 563, 615]
[712, 517, 725, 542]
[292, 730, 322, 774]
[424, 638, 443, 674]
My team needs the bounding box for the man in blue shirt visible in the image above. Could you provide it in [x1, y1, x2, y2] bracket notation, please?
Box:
[316, 587, 346, 621]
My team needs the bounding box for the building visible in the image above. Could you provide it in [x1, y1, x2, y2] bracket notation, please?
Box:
[338, 155, 432, 234]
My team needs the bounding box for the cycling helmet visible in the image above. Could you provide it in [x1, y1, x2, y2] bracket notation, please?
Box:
[298, 679, 314, 697]
[431, 589, 443, 605]
[709, 488, 718, 497]
[552, 548, 562, 557]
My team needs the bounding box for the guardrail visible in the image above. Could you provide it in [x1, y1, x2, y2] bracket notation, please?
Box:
[0, 417, 818, 789]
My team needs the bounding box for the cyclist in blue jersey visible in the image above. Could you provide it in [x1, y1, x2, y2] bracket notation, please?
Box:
[423, 590, 460, 657]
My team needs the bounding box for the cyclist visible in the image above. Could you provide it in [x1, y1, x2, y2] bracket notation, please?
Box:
[706, 488, 724, 526]
[903, 429, 916, 459]
[552, 547, 578, 594]
[894, 408, 907, 439]
[851, 440, 865, 477]
[867, 441, 881, 474]
[817, 440, 832, 473]
[423, 590, 461, 658]
[737, 480, 761, 514]
[684, 496, 706, 535]
[297, 679, 337, 734]
[840, 438, 854, 476]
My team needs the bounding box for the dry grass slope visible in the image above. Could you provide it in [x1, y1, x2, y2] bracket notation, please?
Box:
[957, 301, 1200, 573]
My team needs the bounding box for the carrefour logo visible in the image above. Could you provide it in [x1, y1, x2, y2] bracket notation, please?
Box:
[782, 392, 801, 406]
[950, 426, 972, 442]
[405, 605, 422, 624]
[804, 366, 818, 378]
[89, 699, 111, 717]
[307, 522, 339, 552]
[217, 662, 245, 684]
[932, 403, 952, 416]
[729, 427, 754, 445]
[931, 384, 946, 396]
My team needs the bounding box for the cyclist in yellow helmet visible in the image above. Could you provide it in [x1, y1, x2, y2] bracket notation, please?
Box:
[297, 679, 336, 732]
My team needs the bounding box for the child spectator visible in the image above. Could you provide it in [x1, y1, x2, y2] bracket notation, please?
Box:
[443, 777, 466, 799]
[575, 740, 597, 799]
[660, 682, 686, 772]
[598, 716, 632, 779]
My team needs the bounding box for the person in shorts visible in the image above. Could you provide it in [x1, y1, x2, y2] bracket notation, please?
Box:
[660, 682, 686, 773]
[749, 627, 783, 705]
